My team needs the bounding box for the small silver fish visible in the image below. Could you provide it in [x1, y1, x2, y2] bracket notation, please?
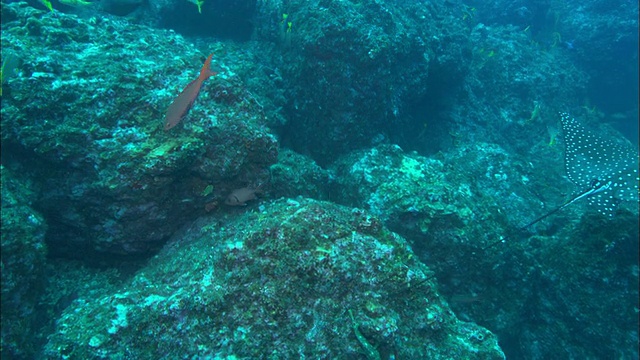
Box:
[224, 186, 261, 206]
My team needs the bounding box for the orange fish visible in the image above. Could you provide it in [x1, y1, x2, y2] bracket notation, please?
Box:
[164, 53, 216, 131]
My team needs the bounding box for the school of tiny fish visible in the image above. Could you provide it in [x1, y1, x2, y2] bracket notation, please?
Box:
[560, 112, 639, 217]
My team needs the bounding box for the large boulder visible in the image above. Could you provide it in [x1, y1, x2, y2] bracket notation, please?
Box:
[1, 2, 278, 257]
[44, 198, 505, 359]
[252, 0, 466, 164]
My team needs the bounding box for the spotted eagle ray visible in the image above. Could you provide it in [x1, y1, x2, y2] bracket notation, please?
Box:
[559, 112, 639, 214]
[486, 112, 639, 249]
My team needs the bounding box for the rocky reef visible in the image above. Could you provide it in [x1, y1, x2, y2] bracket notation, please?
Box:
[1, 0, 637, 359]
[43, 198, 504, 359]
[2, 2, 277, 257]
[1, 166, 48, 358]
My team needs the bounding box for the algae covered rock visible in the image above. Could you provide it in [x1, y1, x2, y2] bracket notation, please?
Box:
[1, 2, 277, 256]
[330, 144, 499, 242]
[253, 0, 460, 164]
[269, 148, 331, 201]
[44, 198, 504, 359]
[1, 166, 48, 358]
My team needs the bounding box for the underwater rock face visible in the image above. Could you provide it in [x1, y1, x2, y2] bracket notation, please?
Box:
[478, 0, 639, 125]
[1, 3, 277, 256]
[251, 0, 465, 165]
[329, 141, 638, 359]
[329, 143, 512, 243]
[44, 198, 505, 359]
[269, 148, 331, 201]
[1, 167, 48, 359]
